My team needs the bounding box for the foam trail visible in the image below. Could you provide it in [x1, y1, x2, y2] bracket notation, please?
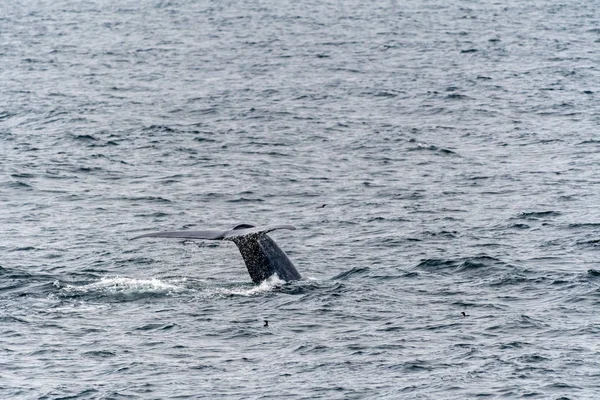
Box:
[205, 274, 287, 298]
[59, 276, 185, 296]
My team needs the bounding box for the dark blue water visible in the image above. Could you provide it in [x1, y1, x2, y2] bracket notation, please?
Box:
[1, 0, 600, 398]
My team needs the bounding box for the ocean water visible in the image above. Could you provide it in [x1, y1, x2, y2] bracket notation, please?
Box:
[1, 0, 600, 398]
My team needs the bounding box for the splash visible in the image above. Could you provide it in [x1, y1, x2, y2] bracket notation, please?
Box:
[205, 274, 287, 297]
[59, 276, 186, 297]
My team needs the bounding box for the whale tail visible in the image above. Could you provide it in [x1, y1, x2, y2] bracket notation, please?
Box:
[131, 224, 301, 284]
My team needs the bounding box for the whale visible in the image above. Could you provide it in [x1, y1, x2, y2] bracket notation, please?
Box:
[131, 224, 301, 284]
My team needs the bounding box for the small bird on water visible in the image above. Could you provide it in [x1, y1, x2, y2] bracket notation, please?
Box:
[264, 320, 269, 327]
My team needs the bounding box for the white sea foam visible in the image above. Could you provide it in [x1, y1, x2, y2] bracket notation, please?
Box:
[60, 276, 186, 296]
[201, 274, 286, 298]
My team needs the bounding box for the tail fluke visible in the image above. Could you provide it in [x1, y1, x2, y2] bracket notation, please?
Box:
[131, 229, 228, 241]
[131, 224, 301, 283]
[131, 224, 295, 241]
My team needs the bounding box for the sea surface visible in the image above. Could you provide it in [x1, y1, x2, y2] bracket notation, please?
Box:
[1, 0, 600, 398]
